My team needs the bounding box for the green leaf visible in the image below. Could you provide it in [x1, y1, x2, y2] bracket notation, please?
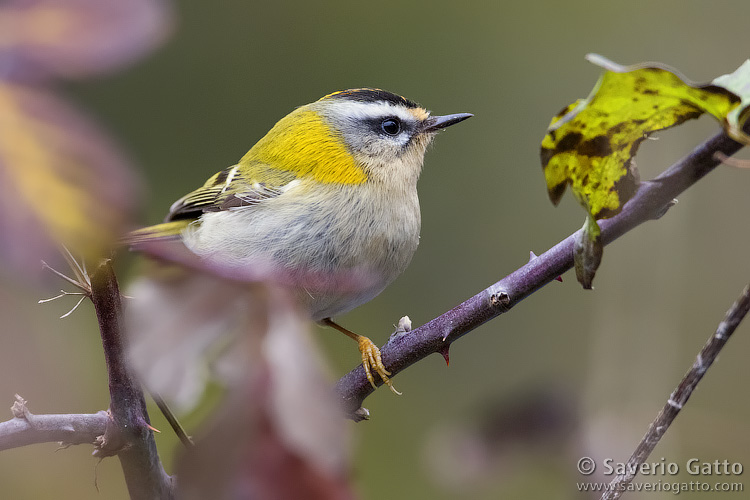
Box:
[540, 54, 746, 222]
[712, 59, 750, 144]
[541, 54, 750, 289]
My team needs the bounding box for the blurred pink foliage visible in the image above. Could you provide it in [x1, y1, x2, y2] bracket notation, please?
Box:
[0, 0, 173, 276]
[2, 2, 360, 496]
[0, 0, 173, 81]
[127, 260, 355, 499]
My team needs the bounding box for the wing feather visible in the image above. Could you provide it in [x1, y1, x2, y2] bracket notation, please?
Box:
[165, 163, 297, 221]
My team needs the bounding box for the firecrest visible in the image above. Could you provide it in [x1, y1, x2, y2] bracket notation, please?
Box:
[129, 88, 472, 393]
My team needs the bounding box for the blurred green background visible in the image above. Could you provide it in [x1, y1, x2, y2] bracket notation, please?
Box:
[2, 1, 750, 498]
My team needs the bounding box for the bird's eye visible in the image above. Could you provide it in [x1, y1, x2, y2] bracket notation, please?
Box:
[381, 118, 401, 136]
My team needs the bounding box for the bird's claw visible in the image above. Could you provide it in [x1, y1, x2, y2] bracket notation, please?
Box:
[357, 336, 401, 395]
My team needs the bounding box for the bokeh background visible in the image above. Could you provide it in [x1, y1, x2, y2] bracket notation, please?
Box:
[2, 1, 750, 498]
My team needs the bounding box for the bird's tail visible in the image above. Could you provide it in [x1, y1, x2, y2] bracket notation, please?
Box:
[123, 220, 192, 246]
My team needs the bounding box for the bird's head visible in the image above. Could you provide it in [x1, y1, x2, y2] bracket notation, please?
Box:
[244, 88, 472, 188]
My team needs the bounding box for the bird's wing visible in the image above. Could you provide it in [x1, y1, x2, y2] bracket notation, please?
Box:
[125, 163, 297, 245]
[165, 163, 298, 222]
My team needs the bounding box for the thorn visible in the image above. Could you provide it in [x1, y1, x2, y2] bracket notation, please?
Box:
[652, 198, 678, 220]
[439, 346, 451, 366]
[529, 251, 563, 282]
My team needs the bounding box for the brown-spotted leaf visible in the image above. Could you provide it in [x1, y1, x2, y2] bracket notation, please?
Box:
[0, 83, 138, 272]
[540, 54, 744, 221]
[0, 0, 173, 82]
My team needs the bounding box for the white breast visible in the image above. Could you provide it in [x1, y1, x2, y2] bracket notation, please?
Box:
[183, 181, 421, 320]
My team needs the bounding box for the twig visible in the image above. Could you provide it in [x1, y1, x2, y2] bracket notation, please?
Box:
[61, 245, 92, 290]
[150, 391, 194, 448]
[89, 260, 174, 499]
[0, 395, 109, 451]
[335, 128, 747, 420]
[2, 260, 175, 498]
[599, 284, 750, 500]
[41, 260, 91, 293]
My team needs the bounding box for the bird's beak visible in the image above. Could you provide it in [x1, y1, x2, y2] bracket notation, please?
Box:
[421, 113, 473, 133]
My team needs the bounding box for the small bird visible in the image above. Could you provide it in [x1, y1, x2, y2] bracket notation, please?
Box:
[129, 88, 472, 392]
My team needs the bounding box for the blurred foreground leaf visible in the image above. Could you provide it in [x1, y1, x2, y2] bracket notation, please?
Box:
[0, 83, 138, 272]
[0, 0, 173, 82]
[175, 288, 356, 500]
[0, 0, 173, 276]
[126, 250, 355, 498]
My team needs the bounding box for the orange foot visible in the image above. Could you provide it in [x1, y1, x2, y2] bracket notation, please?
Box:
[322, 318, 401, 395]
[356, 334, 401, 395]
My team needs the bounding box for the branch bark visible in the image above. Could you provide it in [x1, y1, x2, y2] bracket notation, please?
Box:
[89, 260, 174, 499]
[0, 261, 173, 498]
[335, 128, 747, 419]
[600, 284, 750, 500]
[0, 395, 109, 451]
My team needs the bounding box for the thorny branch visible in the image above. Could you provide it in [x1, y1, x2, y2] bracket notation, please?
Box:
[335, 127, 748, 420]
[89, 260, 174, 499]
[0, 395, 109, 451]
[600, 284, 750, 500]
[0, 128, 746, 497]
[0, 260, 173, 499]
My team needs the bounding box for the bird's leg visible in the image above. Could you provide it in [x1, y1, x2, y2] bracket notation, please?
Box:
[321, 318, 400, 395]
